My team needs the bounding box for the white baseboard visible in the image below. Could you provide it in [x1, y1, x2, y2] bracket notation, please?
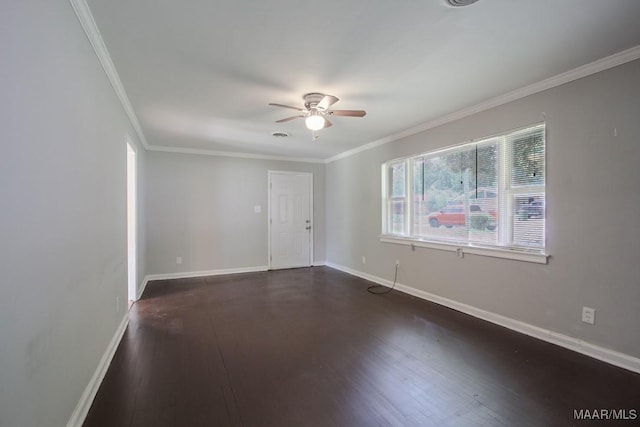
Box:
[137, 276, 149, 301]
[326, 262, 640, 374]
[139, 264, 326, 299]
[66, 313, 129, 427]
[140, 266, 269, 296]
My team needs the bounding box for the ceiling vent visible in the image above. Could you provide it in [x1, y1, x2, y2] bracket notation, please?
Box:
[271, 131, 290, 138]
[446, 0, 479, 6]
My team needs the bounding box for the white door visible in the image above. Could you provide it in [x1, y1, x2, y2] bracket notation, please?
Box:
[269, 171, 312, 269]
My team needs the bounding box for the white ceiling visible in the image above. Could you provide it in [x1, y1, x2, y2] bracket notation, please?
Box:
[85, 0, 640, 161]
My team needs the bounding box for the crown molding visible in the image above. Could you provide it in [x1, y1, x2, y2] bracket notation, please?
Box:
[326, 44, 640, 164]
[146, 144, 326, 164]
[69, 0, 149, 149]
[69, 1, 639, 165]
[69, 0, 326, 163]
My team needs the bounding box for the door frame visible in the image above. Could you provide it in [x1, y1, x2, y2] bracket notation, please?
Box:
[126, 140, 137, 301]
[267, 170, 314, 269]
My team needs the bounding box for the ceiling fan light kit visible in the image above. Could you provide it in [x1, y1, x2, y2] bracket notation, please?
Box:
[269, 92, 366, 138]
[305, 111, 325, 131]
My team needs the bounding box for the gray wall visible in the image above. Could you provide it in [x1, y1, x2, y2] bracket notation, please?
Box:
[0, 1, 147, 426]
[145, 152, 325, 274]
[326, 59, 640, 358]
[1, 2, 637, 425]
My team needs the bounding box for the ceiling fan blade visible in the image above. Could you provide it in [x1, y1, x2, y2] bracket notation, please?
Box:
[328, 109, 367, 117]
[317, 95, 339, 111]
[269, 103, 305, 111]
[323, 117, 333, 128]
[276, 115, 305, 123]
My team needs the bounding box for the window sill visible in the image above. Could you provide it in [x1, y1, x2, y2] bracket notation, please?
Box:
[380, 235, 549, 264]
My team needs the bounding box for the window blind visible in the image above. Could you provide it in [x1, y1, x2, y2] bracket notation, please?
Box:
[382, 123, 546, 254]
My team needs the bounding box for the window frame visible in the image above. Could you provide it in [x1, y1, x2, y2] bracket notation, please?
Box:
[384, 160, 410, 236]
[380, 123, 548, 264]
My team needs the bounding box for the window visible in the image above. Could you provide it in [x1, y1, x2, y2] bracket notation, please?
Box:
[385, 161, 407, 235]
[381, 123, 546, 262]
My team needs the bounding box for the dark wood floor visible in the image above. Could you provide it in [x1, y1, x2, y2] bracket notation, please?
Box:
[83, 267, 640, 427]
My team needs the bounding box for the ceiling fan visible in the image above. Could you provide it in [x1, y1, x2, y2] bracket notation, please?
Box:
[269, 93, 366, 136]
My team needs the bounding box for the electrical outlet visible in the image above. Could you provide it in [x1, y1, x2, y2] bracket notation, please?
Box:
[395, 259, 400, 266]
[176, 256, 182, 265]
[362, 256, 366, 264]
[582, 307, 595, 325]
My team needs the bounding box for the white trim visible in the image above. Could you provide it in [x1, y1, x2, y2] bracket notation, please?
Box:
[268, 173, 272, 269]
[325, 45, 640, 164]
[309, 173, 315, 266]
[69, 0, 149, 149]
[144, 266, 269, 282]
[325, 262, 640, 374]
[147, 144, 325, 164]
[380, 236, 548, 264]
[325, 138, 391, 164]
[137, 276, 151, 300]
[126, 140, 138, 301]
[66, 314, 129, 427]
[70, 0, 640, 165]
[67, 0, 324, 164]
[144, 265, 325, 280]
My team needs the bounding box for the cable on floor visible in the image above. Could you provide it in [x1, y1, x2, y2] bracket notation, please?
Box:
[367, 263, 398, 295]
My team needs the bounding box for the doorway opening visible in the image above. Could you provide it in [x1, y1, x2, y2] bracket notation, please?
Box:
[126, 142, 137, 302]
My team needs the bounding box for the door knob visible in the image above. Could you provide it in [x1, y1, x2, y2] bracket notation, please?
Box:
[306, 226, 312, 230]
